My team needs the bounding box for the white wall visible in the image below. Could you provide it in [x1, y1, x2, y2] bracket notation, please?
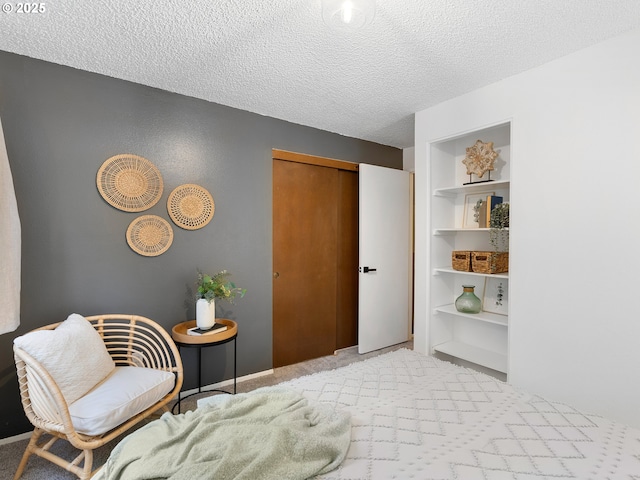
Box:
[403, 146, 415, 172]
[414, 27, 640, 427]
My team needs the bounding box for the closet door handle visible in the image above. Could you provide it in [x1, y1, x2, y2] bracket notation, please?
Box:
[362, 266, 377, 273]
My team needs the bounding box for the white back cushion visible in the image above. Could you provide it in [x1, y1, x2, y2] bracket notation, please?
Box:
[14, 313, 115, 405]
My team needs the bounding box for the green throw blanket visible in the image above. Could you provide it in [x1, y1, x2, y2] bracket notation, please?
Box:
[100, 388, 351, 480]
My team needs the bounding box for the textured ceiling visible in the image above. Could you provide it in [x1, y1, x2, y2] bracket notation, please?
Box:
[1, 1, 640, 148]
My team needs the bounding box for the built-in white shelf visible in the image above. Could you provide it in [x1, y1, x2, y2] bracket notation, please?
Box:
[428, 121, 511, 379]
[433, 267, 509, 280]
[433, 340, 508, 373]
[433, 180, 510, 197]
[434, 304, 508, 326]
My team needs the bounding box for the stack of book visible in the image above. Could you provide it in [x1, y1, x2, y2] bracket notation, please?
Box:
[187, 323, 228, 336]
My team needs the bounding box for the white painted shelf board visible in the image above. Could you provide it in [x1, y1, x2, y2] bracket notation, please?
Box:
[433, 228, 490, 235]
[433, 180, 510, 197]
[433, 341, 508, 373]
[433, 227, 509, 235]
[433, 267, 509, 280]
[434, 304, 508, 326]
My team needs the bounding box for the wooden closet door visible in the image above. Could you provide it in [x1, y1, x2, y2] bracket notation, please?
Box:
[273, 160, 338, 367]
[335, 169, 358, 350]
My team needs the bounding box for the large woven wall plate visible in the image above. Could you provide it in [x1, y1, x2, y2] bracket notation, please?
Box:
[126, 215, 174, 256]
[97, 154, 164, 212]
[167, 184, 215, 230]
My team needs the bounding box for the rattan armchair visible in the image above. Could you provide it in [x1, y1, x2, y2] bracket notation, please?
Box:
[13, 314, 183, 480]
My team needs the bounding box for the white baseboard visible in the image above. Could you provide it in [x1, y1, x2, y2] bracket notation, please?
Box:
[0, 430, 32, 445]
[179, 368, 275, 397]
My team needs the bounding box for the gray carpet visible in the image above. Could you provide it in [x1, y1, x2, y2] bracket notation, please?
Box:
[0, 341, 412, 480]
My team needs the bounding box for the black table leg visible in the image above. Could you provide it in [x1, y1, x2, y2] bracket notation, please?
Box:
[171, 332, 238, 414]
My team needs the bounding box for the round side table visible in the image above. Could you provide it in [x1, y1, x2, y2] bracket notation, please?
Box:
[171, 318, 237, 413]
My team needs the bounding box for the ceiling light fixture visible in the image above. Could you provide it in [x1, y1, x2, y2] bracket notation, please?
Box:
[322, 0, 375, 30]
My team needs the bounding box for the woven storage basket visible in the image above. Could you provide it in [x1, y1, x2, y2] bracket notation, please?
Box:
[471, 251, 509, 274]
[451, 251, 472, 272]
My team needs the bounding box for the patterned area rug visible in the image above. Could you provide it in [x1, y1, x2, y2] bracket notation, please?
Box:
[272, 348, 640, 479]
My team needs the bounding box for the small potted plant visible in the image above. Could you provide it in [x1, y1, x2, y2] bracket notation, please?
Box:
[488, 202, 509, 273]
[196, 270, 246, 329]
[489, 202, 509, 252]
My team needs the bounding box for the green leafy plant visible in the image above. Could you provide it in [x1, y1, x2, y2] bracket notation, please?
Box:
[196, 270, 246, 304]
[489, 202, 509, 252]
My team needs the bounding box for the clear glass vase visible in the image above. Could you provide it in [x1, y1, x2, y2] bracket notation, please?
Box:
[455, 285, 481, 314]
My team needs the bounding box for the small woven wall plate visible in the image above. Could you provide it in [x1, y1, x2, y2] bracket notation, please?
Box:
[167, 184, 215, 230]
[97, 154, 164, 212]
[126, 215, 174, 257]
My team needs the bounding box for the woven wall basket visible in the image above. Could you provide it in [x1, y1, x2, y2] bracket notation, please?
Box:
[126, 215, 174, 257]
[167, 184, 215, 230]
[97, 154, 164, 212]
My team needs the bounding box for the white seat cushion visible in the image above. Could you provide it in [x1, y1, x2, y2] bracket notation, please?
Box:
[69, 366, 175, 436]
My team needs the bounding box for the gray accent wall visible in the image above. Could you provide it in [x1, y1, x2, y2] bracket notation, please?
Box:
[0, 51, 402, 438]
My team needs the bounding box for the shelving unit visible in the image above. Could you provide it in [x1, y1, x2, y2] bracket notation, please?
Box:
[427, 122, 511, 377]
